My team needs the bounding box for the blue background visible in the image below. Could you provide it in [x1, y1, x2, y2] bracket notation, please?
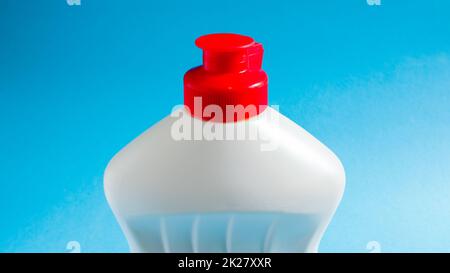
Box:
[1, 0, 449, 252]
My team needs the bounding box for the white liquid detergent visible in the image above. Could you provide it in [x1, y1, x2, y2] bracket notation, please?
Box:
[104, 33, 345, 253]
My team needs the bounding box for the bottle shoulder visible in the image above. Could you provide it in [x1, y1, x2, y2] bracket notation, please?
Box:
[104, 107, 345, 216]
[115, 106, 343, 175]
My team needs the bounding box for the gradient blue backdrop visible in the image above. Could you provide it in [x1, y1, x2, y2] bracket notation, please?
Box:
[1, 0, 449, 252]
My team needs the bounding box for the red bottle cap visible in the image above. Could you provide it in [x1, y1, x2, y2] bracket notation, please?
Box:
[184, 33, 268, 122]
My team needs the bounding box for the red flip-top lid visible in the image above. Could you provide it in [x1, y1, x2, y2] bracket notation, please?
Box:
[184, 33, 268, 122]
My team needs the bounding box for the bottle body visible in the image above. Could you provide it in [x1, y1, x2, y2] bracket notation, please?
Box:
[104, 107, 345, 252]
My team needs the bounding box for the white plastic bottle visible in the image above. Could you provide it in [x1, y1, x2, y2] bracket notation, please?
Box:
[104, 33, 345, 253]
